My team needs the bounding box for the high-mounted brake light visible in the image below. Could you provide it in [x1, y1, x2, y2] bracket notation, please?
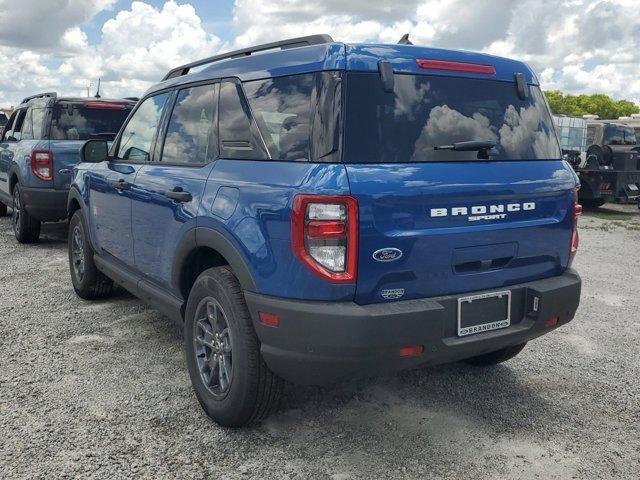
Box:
[569, 187, 582, 265]
[416, 59, 496, 75]
[30, 150, 54, 181]
[84, 102, 128, 110]
[291, 195, 358, 283]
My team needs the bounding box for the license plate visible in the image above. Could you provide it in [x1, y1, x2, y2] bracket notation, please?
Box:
[457, 290, 511, 337]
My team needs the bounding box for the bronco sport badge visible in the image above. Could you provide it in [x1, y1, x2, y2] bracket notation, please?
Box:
[430, 202, 536, 222]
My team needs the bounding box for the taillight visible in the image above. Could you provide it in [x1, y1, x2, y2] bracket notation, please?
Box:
[569, 187, 582, 265]
[291, 195, 358, 283]
[30, 150, 54, 181]
[416, 59, 496, 75]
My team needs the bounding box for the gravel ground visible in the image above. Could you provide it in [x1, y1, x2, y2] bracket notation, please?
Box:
[1, 204, 639, 479]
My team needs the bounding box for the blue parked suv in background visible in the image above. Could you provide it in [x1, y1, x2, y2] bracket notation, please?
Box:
[67, 35, 582, 427]
[0, 93, 134, 242]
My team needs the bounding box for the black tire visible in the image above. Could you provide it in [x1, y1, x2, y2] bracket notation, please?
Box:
[582, 198, 606, 208]
[0, 202, 7, 216]
[12, 184, 41, 243]
[184, 266, 282, 427]
[68, 210, 114, 299]
[463, 342, 527, 367]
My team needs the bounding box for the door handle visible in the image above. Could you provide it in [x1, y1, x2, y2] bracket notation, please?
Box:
[110, 180, 131, 190]
[164, 189, 192, 203]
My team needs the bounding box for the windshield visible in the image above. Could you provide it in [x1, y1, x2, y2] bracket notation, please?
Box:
[51, 103, 132, 141]
[603, 124, 637, 146]
[343, 73, 561, 162]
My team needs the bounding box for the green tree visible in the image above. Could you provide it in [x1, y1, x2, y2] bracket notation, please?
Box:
[544, 90, 640, 119]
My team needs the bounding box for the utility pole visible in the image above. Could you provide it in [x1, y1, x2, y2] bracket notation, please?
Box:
[86, 82, 93, 98]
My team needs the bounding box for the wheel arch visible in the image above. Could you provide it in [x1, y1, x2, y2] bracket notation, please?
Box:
[67, 188, 84, 218]
[173, 227, 258, 305]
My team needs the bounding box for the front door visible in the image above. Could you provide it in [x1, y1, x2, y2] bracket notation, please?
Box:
[131, 84, 217, 290]
[89, 93, 171, 265]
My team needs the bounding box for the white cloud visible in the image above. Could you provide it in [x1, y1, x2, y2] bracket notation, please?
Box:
[0, 0, 116, 51]
[0, 0, 639, 108]
[0, 1, 220, 105]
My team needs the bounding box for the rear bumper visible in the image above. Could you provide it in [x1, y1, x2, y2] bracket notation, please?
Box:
[21, 187, 68, 222]
[245, 269, 581, 385]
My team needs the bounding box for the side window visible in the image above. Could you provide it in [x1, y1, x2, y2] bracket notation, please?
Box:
[244, 73, 314, 161]
[218, 81, 266, 160]
[31, 108, 46, 140]
[161, 84, 217, 165]
[11, 110, 27, 141]
[21, 109, 33, 140]
[2, 111, 17, 141]
[117, 93, 170, 162]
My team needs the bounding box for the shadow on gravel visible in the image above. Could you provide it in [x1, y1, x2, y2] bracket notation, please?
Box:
[582, 205, 639, 220]
[38, 221, 69, 244]
[274, 361, 560, 437]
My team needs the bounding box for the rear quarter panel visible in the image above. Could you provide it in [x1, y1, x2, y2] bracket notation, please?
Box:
[199, 159, 354, 301]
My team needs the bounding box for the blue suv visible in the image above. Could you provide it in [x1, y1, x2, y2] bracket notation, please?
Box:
[67, 35, 582, 427]
[0, 93, 134, 242]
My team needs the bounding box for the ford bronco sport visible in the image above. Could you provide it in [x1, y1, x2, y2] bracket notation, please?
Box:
[0, 93, 134, 242]
[67, 35, 582, 427]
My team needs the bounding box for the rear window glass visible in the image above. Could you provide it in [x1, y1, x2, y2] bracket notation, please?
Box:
[244, 74, 313, 161]
[344, 73, 561, 162]
[51, 103, 132, 141]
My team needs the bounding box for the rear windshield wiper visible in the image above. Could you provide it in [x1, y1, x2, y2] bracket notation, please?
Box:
[434, 140, 498, 159]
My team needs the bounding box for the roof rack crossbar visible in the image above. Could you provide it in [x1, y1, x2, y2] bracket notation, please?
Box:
[20, 92, 57, 105]
[162, 34, 334, 81]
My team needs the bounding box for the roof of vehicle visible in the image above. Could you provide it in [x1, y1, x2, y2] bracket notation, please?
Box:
[20, 94, 137, 109]
[149, 37, 539, 97]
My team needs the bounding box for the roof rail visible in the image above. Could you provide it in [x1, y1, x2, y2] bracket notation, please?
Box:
[20, 92, 57, 105]
[162, 34, 335, 81]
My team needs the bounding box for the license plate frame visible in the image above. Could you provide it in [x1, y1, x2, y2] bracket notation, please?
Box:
[457, 290, 511, 337]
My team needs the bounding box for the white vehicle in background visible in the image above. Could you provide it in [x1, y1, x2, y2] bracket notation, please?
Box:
[553, 115, 587, 168]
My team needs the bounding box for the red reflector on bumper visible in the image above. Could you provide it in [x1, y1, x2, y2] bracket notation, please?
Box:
[546, 317, 559, 328]
[399, 345, 423, 357]
[259, 312, 280, 328]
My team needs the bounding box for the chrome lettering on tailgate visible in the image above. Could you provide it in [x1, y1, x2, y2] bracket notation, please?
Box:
[430, 202, 536, 222]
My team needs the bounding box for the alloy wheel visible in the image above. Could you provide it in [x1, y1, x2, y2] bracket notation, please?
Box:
[193, 298, 233, 396]
[71, 225, 86, 282]
[12, 189, 21, 235]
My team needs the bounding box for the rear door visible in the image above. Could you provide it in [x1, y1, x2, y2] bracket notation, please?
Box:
[88, 94, 169, 265]
[343, 72, 577, 304]
[131, 84, 217, 290]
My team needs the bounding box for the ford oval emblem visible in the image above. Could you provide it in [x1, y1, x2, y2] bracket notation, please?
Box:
[373, 248, 403, 262]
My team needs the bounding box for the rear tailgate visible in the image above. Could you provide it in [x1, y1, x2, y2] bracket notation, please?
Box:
[347, 161, 576, 304]
[50, 140, 84, 190]
[342, 61, 577, 305]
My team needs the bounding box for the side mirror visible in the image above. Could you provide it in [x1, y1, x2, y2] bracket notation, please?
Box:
[81, 139, 109, 163]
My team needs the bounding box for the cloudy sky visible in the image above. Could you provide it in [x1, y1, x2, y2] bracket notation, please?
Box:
[0, 0, 638, 107]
